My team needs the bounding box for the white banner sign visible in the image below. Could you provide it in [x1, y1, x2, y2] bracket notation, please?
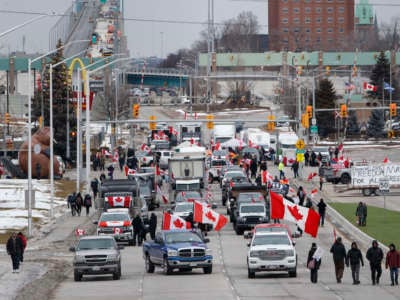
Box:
[351, 164, 400, 187]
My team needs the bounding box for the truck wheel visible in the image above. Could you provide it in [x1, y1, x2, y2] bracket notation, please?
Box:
[362, 188, 372, 197]
[163, 257, 173, 275]
[288, 268, 297, 278]
[74, 270, 82, 282]
[203, 265, 212, 274]
[113, 267, 121, 280]
[340, 173, 351, 184]
[145, 255, 155, 273]
[248, 268, 255, 278]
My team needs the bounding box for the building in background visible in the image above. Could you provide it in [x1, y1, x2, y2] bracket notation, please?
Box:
[268, 0, 355, 52]
[355, 0, 378, 51]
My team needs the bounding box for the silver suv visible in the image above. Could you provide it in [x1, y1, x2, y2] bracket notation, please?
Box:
[70, 235, 123, 281]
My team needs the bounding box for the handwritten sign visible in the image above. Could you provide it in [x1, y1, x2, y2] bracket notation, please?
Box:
[351, 164, 400, 187]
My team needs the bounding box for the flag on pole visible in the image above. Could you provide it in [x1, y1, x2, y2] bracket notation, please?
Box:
[156, 185, 168, 204]
[162, 212, 191, 230]
[363, 82, 377, 92]
[345, 82, 355, 91]
[193, 201, 227, 231]
[384, 82, 395, 93]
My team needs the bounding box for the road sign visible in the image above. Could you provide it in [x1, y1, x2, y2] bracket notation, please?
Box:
[311, 118, 316, 125]
[295, 139, 305, 150]
[310, 125, 318, 134]
[379, 178, 390, 193]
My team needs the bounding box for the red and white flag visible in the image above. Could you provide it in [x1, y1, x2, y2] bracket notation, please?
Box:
[101, 149, 112, 157]
[124, 165, 136, 176]
[307, 172, 318, 181]
[75, 228, 86, 236]
[270, 191, 320, 237]
[193, 201, 227, 231]
[162, 212, 191, 230]
[310, 188, 318, 198]
[106, 196, 131, 208]
[363, 82, 377, 92]
[156, 185, 168, 204]
[214, 142, 221, 151]
[337, 143, 344, 153]
[113, 150, 119, 162]
[383, 157, 391, 163]
[194, 112, 198, 120]
[141, 143, 150, 152]
[114, 227, 122, 235]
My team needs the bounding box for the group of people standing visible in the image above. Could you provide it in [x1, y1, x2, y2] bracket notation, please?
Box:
[131, 213, 157, 246]
[309, 238, 400, 286]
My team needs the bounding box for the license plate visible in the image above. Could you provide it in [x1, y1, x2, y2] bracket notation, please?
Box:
[267, 265, 277, 269]
[189, 262, 197, 267]
[92, 266, 100, 271]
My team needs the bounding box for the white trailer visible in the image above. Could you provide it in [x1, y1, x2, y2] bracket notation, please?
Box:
[213, 123, 236, 144]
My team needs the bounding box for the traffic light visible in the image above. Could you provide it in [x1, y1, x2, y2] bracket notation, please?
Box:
[296, 66, 303, 76]
[149, 115, 157, 130]
[133, 104, 140, 118]
[340, 104, 348, 118]
[267, 115, 275, 131]
[352, 66, 358, 77]
[71, 131, 77, 137]
[4, 112, 10, 124]
[206, 114, 214, 130]
[306, 105, 312, 119]
[38, 115, 43, 128]
[390, 103, 397, 117]
[301, 113, 309, 128]
[325, 66, 331, 76]
[92, 33, 97, 44]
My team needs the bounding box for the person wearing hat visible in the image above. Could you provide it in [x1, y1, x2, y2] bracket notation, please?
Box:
[366, 240, 384, 285]
[346, 241, 364, 284]
[385, 243, 400, 286]
[307, 243, 321, 283]
[330, 236, 346, 283]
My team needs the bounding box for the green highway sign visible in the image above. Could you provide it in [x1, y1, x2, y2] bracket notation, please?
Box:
[310, 125, 318, 134]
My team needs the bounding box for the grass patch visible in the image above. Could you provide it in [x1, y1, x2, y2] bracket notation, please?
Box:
[330, 202, 400, 247]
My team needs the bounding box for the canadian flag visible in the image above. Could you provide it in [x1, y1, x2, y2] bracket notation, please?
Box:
[124, 165, 136, 176]
[310, 188, 318, 198]
[307, 172, 318, 181]
[338, 143, 344, 153]
[141, 143, 150, 152]
[193, 201, 227, 231]
[383, 157, 391, 163]
[153, 133, 161, 140]
[270, 191, 320, 237]
[113, 150, 119, 162]
[156, 185, 168, 204]
[114, 227, 122, 235]
[162, 212, 191, 230]
[75, 228, 85, 236]
[215, 142, 221, 151]
[106, 196, 131, 208]
[363, 82, 377, 92]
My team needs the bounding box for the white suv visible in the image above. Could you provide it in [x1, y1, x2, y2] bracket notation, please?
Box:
[247, 231, 297, 278]
[95, 209, 134, 245]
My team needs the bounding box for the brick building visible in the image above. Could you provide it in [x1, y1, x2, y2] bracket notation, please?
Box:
[268, 0, 355, 52]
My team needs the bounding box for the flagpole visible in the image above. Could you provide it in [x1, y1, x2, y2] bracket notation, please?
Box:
[389, 61, 392, 136]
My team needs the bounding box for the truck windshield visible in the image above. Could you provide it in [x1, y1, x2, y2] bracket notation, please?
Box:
[77, 238, 115, 250]
[164, 232, 203, 244]
[176, 183, 200, 191]
[174, 203, 193, 213]
[252, 234, 290, 246]
[240, 205, 265, 213]
[237, 193, 264, 202]
[100, 213, 128, 222]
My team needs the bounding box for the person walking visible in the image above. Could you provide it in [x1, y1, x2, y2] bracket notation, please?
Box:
[317, 198, 327, 227]
[319, 176, 324, 191]
[346, 241, 364, 284]
[107, 164, 115, 180]
[297, 186, 306, 206]
[307, 242, 322, 283]
[83, 194, 92, 216]
[330, 237, 346, 283]
[278, 161, 285, 179]
[132, 213, 144, 246]
[75, 192, 83, 216]
[291, 160, 299, 178]
[149, 213, 157, 240]
[17, 232, 27, 263]
[6, 232, 24, 273]
[366, 240, 384, 285]
[385, 243, 400, 286]
[355, 202, 364, 226]
[362, 202, 367, 226]
[90, 178, 99, 200]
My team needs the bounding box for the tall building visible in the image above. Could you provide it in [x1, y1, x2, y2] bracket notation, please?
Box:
[355, 0, 377, 50]
[268, 0, 355, 52]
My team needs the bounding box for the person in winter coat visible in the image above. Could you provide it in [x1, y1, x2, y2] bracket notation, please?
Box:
[362, 202, 367, 226]
[132, 214, 144, 246]
[317, 198, 327, 226]
[291, 160, 299, 178]
[90, 178, 99, 200]
[149, 213, 157, 240]
[385, 243, 400, 286]
[330, 237, 347, 283]
[355, 202, 364, 226]
[107, 164, 115, 180]
[6, 232, 24, 273]
[307, 242, 321, 283]
[83, 194, 92, 216]
[250, 158, 258, 179]
[346, 241, 364, 284]
[366, 240, 384, 285]
[278, 161, 285, 179]
[17, 232, 27, 263]
[297, 186, 306, 206]
[75, 192, 83, 216]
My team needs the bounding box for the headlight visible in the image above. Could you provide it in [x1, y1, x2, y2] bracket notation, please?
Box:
[108, 253, 119, 261]
[74, 255, 85, 263]
[206, 248, 212, 256]
[250, 250, 260, 257]
[286, 249, 294, 256]
[167, 249, 178, 257]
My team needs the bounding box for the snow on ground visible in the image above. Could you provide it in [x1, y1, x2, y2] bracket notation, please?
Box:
[0, 179, 65, 232]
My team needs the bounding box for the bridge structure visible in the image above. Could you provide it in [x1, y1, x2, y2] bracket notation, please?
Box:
[124, 67, 190, 88]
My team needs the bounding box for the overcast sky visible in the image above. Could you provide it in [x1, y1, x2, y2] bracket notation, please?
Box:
[0, 0, 399, 58]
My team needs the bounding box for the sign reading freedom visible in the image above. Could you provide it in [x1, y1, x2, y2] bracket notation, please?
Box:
[351, 164, 400, 187]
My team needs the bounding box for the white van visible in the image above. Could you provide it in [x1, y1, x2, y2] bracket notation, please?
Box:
[277, 132, 298, 166]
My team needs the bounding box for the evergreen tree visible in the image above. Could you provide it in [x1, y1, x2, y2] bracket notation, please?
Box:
[369, 51, 399, 101]
[346, 110, 360, 136]
[366, 109, 385, 138]
[315, 78, 336, 138]
[32, 39, 74, 158]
